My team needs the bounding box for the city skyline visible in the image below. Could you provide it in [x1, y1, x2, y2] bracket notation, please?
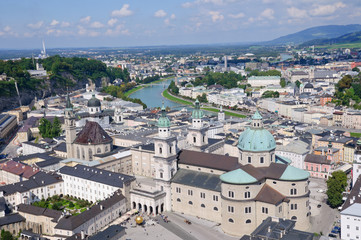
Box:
[0, 0, 360, 49]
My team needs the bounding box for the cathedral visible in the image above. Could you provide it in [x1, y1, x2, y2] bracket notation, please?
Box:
[64, 94, 113, 161]
[64, 95, 311, 237]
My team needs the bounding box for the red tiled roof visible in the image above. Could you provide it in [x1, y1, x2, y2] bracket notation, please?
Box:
[0, 160, 39, 179]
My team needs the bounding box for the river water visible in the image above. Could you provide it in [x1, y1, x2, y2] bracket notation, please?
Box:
[130, 78, 186, 109]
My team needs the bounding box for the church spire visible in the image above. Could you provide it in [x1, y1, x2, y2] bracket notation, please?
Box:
[66, 93, 72, 109]
[251, 110, 263, 129]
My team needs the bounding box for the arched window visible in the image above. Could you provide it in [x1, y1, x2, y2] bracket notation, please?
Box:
[105, 146, 108, 152]
[260, 157, 264, 163]
[244, 191, 251, 199]
[169, 146, 172, 153]
[201, 204, 205, 208]
[228, 218, 234, 223]
[246, 219, 251, 224]
[97, 148, 101, 153]
[193, 137, 196, 143]
[203, 136, 205, 142]
[89, 148, 93, 161]
[213, 207, 218, 211]
[248, 157, 251, 163]
[159, 147, 162, 154]
[291, 216, 297, 220]
[188, 201, 193, 205]
[177, 198, 181, 202]
[290, 188, 297, 195]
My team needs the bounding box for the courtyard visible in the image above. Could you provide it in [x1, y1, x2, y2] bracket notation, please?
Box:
[32, 195, 93, 216]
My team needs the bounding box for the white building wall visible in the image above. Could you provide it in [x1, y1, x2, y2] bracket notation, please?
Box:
[341, 213, 361, 240]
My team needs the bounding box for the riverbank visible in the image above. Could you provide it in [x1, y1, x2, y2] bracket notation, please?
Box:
[162, 89, 193, 105]
[125, 76, 174, 97]
[162, 89, 247, 118]
[201, 107, 247, 118]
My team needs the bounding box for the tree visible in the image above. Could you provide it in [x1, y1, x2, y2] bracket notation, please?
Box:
[295, 80, 301, 88]
[326, 171, 347, 208]
[1, 229, 14, 240]
[337, 75, 352, 91]
[352, 67, 360, 72]
[51, 117, 62, 138]
[280, 78, 286, 88]
[38, 118, 52, 138]
[197, 93, 208, 103]
[262, 91, 279, 98]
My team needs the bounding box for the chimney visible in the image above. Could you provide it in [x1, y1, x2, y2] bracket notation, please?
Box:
[81, 230, 85, 239]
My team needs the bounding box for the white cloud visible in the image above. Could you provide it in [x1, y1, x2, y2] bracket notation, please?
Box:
[111, 4, 133, 17]
[229, 12, 245, 19]
[155, 9, 167, 18]
[170, 14, 176, 19]
[182, 0, 226, 8]
[50, 20, 59, 26]
[310, 2, 346, 16]
[27, 21, 44, 29]
[90, 21, 104, 28]
[260, 8, 274, 19]
[287, 7, 308, 18]
[88, 31, 100, 37]
[105, 23, 130, 36]
[209, 11, 224, 22]
[164, 19, 170, 25]
[80, 16, 91, 24]
[3, 26, 11, 32]
[108, 18, 118, 26]
[61, 21, 71, 28]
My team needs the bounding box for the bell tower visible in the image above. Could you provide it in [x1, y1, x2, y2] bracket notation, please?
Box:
[187, 99, 208, 150]
[153, 102, 177, 211]
[64, 94, 76, 158]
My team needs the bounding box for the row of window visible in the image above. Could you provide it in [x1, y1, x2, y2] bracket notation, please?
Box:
[228, 191, 251, 199]
[178, 188, 219, 201]
[177, 199, 219, 211]
[229, 218, 252, 224]
[240, 154, 274, 164]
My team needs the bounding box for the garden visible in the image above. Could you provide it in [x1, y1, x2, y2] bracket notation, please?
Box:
[32, 195, 93, 216]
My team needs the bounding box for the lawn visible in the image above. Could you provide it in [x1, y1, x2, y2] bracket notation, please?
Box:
[315, 42, 361, 49]
[350, 132, 361, 138]
[32, 195, 92, 216]
[162, 89, 193, 105]
[201, 107, 247, 118]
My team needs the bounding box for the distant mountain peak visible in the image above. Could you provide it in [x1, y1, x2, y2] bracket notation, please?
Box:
[266, 24, 361, 45]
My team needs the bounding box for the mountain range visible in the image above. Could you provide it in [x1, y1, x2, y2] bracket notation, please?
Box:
[266, 24, 361, 45]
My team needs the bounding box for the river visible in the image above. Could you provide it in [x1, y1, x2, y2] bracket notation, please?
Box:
[129, 78, 186, 109]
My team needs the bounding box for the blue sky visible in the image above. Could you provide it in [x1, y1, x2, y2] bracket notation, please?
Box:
[0, 0, 360, 49]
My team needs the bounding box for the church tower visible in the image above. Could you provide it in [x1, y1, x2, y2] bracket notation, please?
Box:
[64, 94, 76, 158]
[153, 102, 177, 211]
[187, 99, 208, 150]
[114, 107, 124, 124]
[218, 105, 225, 121]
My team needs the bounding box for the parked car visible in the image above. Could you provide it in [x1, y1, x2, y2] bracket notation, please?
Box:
[0, 154, 8, 159]
[331, 226, 340, 234]
[317, 204, 322, 208]
[328, 233, 337, 239]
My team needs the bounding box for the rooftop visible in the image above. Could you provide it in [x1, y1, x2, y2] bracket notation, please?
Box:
[74, 121, 112, 145]
[171, 168, 221, 192]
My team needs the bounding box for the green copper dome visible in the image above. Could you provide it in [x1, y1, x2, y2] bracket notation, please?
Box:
[157, 102, 171, 128]
[238, 111, 276, 152]
[238, 128, 276, 152]
[192, 99, 204, 119]
[220, 168, 258, 184]
[280, 165, 310, 181]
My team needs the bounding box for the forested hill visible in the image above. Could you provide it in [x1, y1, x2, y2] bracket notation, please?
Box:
[0, 56, 130, 111]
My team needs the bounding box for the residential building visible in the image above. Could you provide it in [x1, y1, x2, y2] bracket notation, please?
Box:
[275, 140, 309, 169]
[54, 191, 126, 239]
[341, 203, 361, 240]
[0, 114, 17, 140]
[0, 160, 39, 184]
[247, 76, 280, 87]
[304, 154, 332, 179]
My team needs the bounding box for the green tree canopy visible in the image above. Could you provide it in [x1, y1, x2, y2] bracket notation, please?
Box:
[280, 78, 286, 88]
[38, 117, 62, 139]
[261, 91, 279, 98]
[197, 93, 208, 103]
[326, 171, 347, 208]
[1, 229, 14, 240]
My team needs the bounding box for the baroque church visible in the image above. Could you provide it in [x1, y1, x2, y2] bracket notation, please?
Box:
[63, 95, 311, 237]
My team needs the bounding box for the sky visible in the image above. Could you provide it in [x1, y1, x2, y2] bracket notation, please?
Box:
[0, 0, 360, 49]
